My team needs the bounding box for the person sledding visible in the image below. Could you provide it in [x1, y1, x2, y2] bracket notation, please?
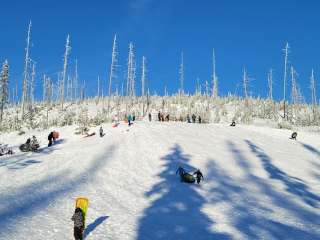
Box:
[230, 121, 236, 127]
[71, 207, 85, 240]
[176, 166, 195, 183]
[0, 144, 14, 156]
[30, 136, 40, 151]
[20, 136, 40, 152]
[193, 169, 204, 184]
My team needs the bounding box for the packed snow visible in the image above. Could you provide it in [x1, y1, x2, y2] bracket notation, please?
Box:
[0, 121, 319, 239]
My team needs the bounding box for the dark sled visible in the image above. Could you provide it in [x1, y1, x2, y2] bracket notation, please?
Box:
[290, 132, 297, 140]
[181, 173, 196, 183]
[19, 143, 40, 152]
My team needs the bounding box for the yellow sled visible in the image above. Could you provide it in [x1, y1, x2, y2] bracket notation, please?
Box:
[75, 197, 89, 225]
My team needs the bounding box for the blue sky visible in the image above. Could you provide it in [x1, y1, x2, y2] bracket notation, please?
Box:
[0, 0, 319, 102]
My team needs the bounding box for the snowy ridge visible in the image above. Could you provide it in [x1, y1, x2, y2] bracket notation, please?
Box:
[0, 122, 319, 239]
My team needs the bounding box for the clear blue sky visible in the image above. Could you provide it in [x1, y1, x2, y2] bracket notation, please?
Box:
[0, 0, 319, 102]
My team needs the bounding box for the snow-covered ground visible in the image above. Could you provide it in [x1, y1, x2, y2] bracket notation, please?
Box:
[0, 121, 319, 240]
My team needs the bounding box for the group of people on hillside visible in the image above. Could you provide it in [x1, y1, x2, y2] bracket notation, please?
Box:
[187, 114, 202, 123]
[157, 111, 170, 122]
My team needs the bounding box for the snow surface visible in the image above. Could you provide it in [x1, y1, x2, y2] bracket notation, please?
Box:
[0, 122, 319, 240]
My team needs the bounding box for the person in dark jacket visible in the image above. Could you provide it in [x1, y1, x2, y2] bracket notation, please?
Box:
[71, 207, 85, 240]
[176, 166, 186, 182]
[99, 126, 104, 137]
[198, 116, 202, 123]
[186, 114, 191, 123]
[48, 132, 54, 147]
[193, 169, 204, 184]
[148, 113, 152, 122]
[158, 111, 161, 121]
[192, 114, 196, 123]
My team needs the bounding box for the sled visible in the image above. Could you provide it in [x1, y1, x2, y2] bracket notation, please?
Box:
[290, 132, 297, 140]
[75, 197, 89, 226]
[84, 132, 96, 138]
[113, 122, 120, 128]
[181, 173, 195, 183]
[19, 143, 40, 152]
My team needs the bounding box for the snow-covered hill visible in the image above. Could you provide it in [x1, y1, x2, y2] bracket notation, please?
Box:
[0, 121, 319, 239]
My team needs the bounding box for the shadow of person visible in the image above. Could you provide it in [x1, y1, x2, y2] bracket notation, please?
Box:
[136, 144, 231, 240]
[84, 216, 109, 238]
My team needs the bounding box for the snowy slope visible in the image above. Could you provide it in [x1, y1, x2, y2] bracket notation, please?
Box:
[0, 122, 319, 240]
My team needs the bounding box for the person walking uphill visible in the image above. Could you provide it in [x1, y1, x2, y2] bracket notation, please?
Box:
[71, 207, 85, 240]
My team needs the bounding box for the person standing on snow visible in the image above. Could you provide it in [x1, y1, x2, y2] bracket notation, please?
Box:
[71, 207, 85, 240]
[48, 131, 54, 147]
[148, 113, 152, 122]
[192, 114, 196, 123]
[186, 114, 191, 123]
[193, 169, 204, 184]
[128, 114, 133, 126]
[99, 126, 104, 137]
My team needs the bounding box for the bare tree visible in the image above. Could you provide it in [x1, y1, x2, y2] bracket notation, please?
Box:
[268, 69, 273, 100]
[310, 69, 317, 118]
[212, 48, 218, 98]
[107, 34, 118, 113]
[29, 62, 36, 105]
[126, 42, 135, 97]
[108, 34, 118, 97]
[179, 51, 184, 95]
[282, 42, 289, 119]
[21, 21, 32, 118]
[243, 68, 248, 99]
[60, 34, 71, 109]
[74, 59, 78, 101]
[141, 56, 146, 97]
[0, 60, 9, 124]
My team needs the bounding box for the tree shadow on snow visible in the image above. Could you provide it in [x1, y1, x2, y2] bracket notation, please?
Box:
[299, 142, 320, 158]
[84, 216, 109, 239]
[204, 141, 320, 239]
[0, 145, 116, 237]
[136, 144, 231, 240]
[0, 151, 42, 170]
[245, 139, 320, 208]
[8, 159, 42, 170]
